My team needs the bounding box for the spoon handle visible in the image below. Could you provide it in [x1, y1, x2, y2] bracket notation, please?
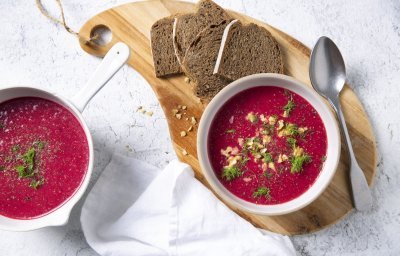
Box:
[331, 96, 373, 211]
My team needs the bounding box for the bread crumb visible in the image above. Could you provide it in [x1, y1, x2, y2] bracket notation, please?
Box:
[172, 109, 179, 115]
[191, 117, 197, 125]
[182, 149, 188, 155]
[182, 105, 187, 110]
[175, 113, 182, 119]
[146, 111, 153, 116]
[187, 126, 193, 132]
[180, 131, 187, 137]
[243, 177, 252, 182]
[184, 77, 190, 83]
[178, 105, 182, 109]
[139, 109, 146, 114]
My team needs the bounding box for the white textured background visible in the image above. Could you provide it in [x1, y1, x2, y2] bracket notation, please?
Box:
[0, 0, 399, 255]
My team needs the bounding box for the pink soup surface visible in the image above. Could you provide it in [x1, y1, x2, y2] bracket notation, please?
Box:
[208, 86, 327, 205]
[0, 97, 89, 219]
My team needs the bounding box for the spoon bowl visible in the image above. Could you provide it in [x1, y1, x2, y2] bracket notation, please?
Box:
[309, 36, 346, 98]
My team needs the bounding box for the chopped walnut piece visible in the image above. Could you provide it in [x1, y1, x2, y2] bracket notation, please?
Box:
[269, 115, 277, 125]
[268, 162, 276, 171]
[277, 120, 284, 130]
[231, 147, 239, 155]
[298, 127, 308, 134]
[277, 154, 283, 163]
[246, 112, 258, 123]
[262, 162, 268, 172]
[262, 135, 271, 145]
[293, 146, 304, 157]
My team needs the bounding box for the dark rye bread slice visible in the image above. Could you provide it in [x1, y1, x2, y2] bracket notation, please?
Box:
[215, 22, 284, 80]
[182, 21, 232, 99]
[150, 16, 182, 78]
[194, 74, 231, 99]
[175, 0, 232, 63]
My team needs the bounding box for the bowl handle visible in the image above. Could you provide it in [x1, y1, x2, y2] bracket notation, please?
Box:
[70, 42, 130, 112]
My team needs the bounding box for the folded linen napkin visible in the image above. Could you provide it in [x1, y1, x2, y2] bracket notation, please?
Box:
[81, 154, 296, 256]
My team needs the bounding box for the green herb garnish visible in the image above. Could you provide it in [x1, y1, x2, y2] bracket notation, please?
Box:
[287, 137, 297, 148]
[264, 170, 273, 179]
[290, 154, 312, 173]
[284, 123, 298, 136]
[29, 178, 44, 190]
[240, 156, 250, 165]
[253, 187, 271, 199]
[262, 123, 274, 134]
[222, 166, 243, 181]
[226, 129, 236, 134]
[22, 147, 36, 171]
[15, 165, 34, 178]
[283, 99, 296, 116]
[33, 141, 46, 150]
[13, 147, 45, 188]
[12, 145, 20, 153]
[262, 152, 273, 163]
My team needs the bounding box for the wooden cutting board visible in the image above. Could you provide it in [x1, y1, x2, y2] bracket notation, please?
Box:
[78, 0, 377, 235]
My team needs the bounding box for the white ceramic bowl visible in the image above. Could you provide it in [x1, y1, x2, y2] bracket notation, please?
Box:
[0, 43, 129, 231]
[197, 73, 340, 215]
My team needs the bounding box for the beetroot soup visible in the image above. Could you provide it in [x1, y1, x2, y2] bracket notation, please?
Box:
[0, 97, 89, 219]
[208, 86, 327, 205]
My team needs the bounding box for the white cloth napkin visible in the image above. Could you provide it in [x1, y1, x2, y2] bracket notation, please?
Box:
[81, 154, 296, 256]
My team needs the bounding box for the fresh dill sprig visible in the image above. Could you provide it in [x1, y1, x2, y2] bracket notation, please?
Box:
[290, 154, 312, 173]
[283, 99, 296, 116]
[222, 166, 243, 181]
[253, 187, 271, 199]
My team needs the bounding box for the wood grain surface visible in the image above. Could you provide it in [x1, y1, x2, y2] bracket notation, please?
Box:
[78, 0, 377, 235]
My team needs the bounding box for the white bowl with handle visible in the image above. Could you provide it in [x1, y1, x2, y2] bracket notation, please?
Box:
[0, 42, 130, 231]
[197, 73, 341, 215]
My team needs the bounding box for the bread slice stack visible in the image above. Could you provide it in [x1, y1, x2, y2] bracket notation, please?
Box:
[150, 0, 283, 100]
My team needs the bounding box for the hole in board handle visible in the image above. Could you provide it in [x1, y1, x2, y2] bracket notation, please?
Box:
[90, 24, 112, 46]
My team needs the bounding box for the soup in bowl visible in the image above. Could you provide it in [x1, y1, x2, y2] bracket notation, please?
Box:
[0, 42, 130, 231]
[198, 74, 340, 215]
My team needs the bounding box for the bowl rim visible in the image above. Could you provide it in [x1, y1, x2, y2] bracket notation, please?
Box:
[197, 73, 341, 215]
[0, 86, 94, 231]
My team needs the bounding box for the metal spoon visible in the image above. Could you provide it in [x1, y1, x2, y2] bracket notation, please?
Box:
[309, 36, 372, 211]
